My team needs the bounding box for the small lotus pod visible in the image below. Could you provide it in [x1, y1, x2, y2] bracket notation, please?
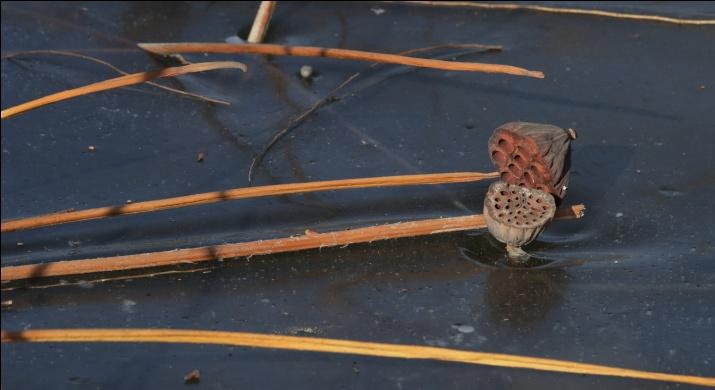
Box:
[483, 181, 556, 257]
[488, 122, 577, 200]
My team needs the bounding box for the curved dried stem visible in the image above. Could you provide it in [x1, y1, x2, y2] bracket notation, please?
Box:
[2, 328, 713, 386]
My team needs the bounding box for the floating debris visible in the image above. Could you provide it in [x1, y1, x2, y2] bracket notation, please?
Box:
[452, 324, 475, 334]
[299, 65, 314, 79]
[183, 369, 200, 384]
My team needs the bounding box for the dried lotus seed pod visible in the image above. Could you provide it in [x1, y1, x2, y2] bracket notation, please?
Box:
[488, 122, 576, 200]
[483, 181, 556, 258]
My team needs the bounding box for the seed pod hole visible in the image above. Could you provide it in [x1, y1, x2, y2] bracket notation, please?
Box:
[514, 154, 527, 167]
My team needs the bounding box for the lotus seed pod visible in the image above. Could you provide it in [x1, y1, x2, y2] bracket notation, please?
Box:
[483, 181, 556, 253]
[488, 122, 576, 200]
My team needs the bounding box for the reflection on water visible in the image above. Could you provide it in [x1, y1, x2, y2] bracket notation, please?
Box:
[483, 268, 567, 330]
[460, 235, 568, 330]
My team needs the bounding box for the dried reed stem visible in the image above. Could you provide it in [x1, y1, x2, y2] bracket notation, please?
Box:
[2, 328, 713, 386]
[388, 1, 715, 25]
[137, 43, 544, 78]
[0, 61, 246, 119]
[0, 204, 583, 282]
[3, 50, 230, 105]
[247, 1, 277, 43]
[1, 171, 499, 233]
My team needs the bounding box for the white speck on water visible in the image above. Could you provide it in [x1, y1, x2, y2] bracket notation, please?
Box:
[452, 324, 475, 333]
[299, 65, 313, 79]
[615, 212, 623, 218]
[370, 7, 385, 15]
[121, 300, 136, 313]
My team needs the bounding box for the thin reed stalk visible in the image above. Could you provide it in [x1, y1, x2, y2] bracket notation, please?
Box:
[1, 172, 498, 233]
[2, 328, 713, 386]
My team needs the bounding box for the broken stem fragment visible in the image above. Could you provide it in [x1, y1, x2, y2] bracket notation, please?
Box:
[247, 1, 277, 43]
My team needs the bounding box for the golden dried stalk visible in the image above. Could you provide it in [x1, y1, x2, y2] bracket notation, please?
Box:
[2, 328, 713, 386]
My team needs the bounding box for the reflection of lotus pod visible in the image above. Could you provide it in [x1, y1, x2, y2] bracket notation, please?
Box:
[488, 122, 576, 200]
[483, 181, 556, 248]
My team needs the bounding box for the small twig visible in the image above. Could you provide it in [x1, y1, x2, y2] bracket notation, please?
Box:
[1, 171, 498, 233]
[248, 72, 361, 182]
[3, 50, 230, 105]
[2, 328, 713, 386]
[247, 1, 277, 43]
[248, 42, 501, 182]
[0, 204, 583, 281]
[0, 61, 246, 119]
[137, 42, 544, 78]
[387, 1, 715, 25]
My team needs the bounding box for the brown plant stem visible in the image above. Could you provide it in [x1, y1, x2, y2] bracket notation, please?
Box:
[137, 42, 544, 78]
[2, 328, 713, 386]
[3, 50, 230, 105]
[1, 171, 499, 233]
[0, 61, 246, 119]
[0, 204, 584, 282]
[387, 1, 715, 25]
[247, 1, 277, 43]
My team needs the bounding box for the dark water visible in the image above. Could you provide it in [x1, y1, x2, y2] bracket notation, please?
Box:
[2, 2, 714, 389]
